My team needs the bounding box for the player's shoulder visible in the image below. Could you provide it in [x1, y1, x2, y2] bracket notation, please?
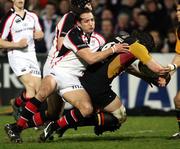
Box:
[68, 26, 81, 36]
[93, 32, 105, 40]
[26, 9, 38, 18]
[61, 12, 75, 21]
[110, 31, 136, 45]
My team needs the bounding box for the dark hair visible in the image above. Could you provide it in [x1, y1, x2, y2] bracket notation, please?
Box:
[176, 0, 180, 5]
[70, 0, 91, 14]
[76, 8, 92, 21]
[131, 31, 155, 51]
[46, 1, 56, 7]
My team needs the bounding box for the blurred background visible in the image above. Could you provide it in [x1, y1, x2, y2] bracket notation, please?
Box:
[0, 0, 179, 115]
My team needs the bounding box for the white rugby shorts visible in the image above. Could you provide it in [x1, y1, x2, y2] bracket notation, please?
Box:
[49, 66, 84, 96]
[8, 51, 41, 77]
[43, 56, 51, 77]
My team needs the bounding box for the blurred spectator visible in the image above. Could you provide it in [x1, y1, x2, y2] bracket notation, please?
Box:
[162, 0, 176, 12]
[0, 0, 13, 20]
[100, 19, 115, 42]
[4, 0, 13, 15]
[149, 30, 164, 52]
[135, 11, 151, 32]
[39, 0, 48, 8]
[142, 0, 169, 38]
[41, 1, 59, 52]
[105, 0, 122, 17]
[114, 12, 132, 34]
[92, 0, 105, 31]
[161, 28, 176, 53]
[130, 7, 142, 29]
[92, 0, 104, 17]
[56, 0, 70, 16]
[101, 8, 114, 20]
[170, 9, 179, 27]
[120, 0, 138, 14]
[26, 0, 40, 11]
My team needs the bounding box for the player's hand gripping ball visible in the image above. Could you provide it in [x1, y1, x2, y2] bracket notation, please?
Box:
[138, 61, 171, 87]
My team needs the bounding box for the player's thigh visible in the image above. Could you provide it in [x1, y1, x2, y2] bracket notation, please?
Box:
[62, 89, 93, 116]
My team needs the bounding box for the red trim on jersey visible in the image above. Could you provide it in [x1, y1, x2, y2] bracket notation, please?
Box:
[52, 50, 71, 67]
[94, 31, 106, 43]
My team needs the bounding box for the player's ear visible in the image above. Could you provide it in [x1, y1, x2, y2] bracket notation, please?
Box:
[77, 20, 81, 27]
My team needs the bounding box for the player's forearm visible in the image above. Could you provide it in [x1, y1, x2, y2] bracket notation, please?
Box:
[172, 53, 180, 68]
[145, 58, 164, 73]
[34, 31, 44, 40]
[86, 47, 113, 64]
[0, 39, 19, 49]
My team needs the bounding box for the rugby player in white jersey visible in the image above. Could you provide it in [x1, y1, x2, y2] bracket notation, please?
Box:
[0, 0, 44, 127]
[0, 0, 44, 102]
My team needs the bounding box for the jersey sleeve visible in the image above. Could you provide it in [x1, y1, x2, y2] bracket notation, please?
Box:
[129, 41, 152, 64]
[63, 28, 89, 53]
[33, 13, 42, 31]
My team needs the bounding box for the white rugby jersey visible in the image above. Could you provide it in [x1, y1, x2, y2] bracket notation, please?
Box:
[52, 26, 106, 76]
[48, 12, 76, 59]
[0, 8, 42, 52]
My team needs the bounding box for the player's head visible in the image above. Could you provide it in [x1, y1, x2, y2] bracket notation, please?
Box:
[131, 31, 155, 52]
[70, 0, 92, 14]
[12, 0, 25, 9]
[76, 8, 95, 34]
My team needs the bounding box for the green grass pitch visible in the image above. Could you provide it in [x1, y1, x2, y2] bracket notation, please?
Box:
[0, 115, 180, 149]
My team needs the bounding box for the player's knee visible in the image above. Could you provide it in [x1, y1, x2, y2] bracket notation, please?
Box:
[111, 104, 127, 124]
[79, 103, 93, 117]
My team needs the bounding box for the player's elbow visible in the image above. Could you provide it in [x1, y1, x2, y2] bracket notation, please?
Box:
[38, 32, 44, 39]
[85, 57, 97, 65]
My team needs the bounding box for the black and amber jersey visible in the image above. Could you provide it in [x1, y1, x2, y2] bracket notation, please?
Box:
[80, 32, 152, 108]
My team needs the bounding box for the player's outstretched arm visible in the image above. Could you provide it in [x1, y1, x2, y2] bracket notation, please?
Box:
[0, 38, 28, 49]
